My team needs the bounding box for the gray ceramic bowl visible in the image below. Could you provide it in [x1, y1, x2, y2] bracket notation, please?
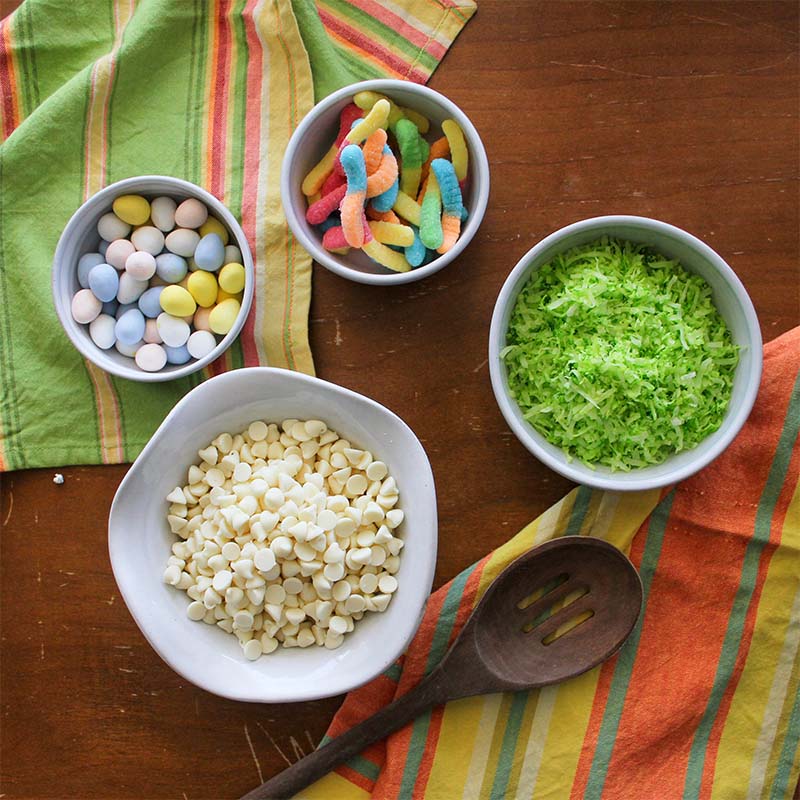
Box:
[489, 216, 762, 491]
[53, 176, 254, 382]
[281, 79, 490, 285]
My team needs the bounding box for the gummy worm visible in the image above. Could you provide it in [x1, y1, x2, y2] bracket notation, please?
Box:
[322, 221, 370, 252]
[399, 106, 430, 134]
[306, 183, 347, 225]
[431, 158, 463, 254]
[392, 190, 422, 227]
[404, 225, 427, 268]
[367, 221, 415, 247]
[362, 240, 411, 273]
[301, 104, 362, 195]
[366, 206, 400, 224]
[321, 169, 346, 196]
[394, 118, 424, 199]
[339, 144, 369, 248]
[418, 137, 450, 198]
[353, 91, 430, 134]
[345, 99, 390, 145]
[419, 171, 443, 250]
[363, 129, 388, 175]
[365, 145, 398, 198]
[370, 166, 399, 213]
[442, 119, 468, 182]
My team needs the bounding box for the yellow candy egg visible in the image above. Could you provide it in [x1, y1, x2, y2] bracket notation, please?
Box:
[209, 298, 241, 335]
[194, 306, 214, 332]
[218, 262, 245, 294]
[187, 271, 218, 308]
[160, 285, 197, 317]
[216, 287, 243, 303]
[112, 195, 151, 226]
[199, 217, 230, 245]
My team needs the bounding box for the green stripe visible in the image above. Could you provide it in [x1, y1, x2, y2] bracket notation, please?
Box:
[489, 691, 528, 800]
[345, 753, 380, 782]
[322, 0, 439, 71]
[384, 661, 402, 682]
[565, 484, 592, 536]
[583, 488, 676, 800]
[183, 0, 200, 179]
[333, 40, 387, 80]
[771, 670, 800, 799]
[11, 11, 33, 118]
[24, 2, 40, 108]
[683, 372, 800, 798]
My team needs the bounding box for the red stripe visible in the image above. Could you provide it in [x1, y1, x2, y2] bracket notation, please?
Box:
[318, 7, 430, 83]
[600, 336, 799, 797]
[239, 0, 262, 367]
[342, 0, 447, 60]
[0, 19, 19, 138]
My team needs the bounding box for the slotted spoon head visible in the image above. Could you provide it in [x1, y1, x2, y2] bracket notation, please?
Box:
[442, 537, 642, 697]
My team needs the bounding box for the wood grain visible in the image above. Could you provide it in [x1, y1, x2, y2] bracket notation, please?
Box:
[1, 2, 798, 798]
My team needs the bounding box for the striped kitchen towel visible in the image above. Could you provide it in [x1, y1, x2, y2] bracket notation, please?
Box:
[0, 0, 476, 471]
[303, 326, 800, 799]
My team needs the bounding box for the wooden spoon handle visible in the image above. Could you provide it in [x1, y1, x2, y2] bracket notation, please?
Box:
[240, 673, 444, 800]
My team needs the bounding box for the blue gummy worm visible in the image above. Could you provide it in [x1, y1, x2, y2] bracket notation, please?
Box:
[404, 225, 426, 267]
[430, 158, 463, 216]
[340, 144, 367, 193]
[318, 215, 340, 233]
[368, 145, 398, 211]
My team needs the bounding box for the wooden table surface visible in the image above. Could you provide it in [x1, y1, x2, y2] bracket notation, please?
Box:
[1, 2, 798, 798]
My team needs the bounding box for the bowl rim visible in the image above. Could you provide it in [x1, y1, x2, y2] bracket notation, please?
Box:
[108, 366, 438, 702]
[488, 215, 763, 491]
[281, 78, 490, 286]
[52, 175, 255, 383]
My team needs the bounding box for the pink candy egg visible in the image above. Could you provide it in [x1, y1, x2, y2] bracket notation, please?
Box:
[125, 250, 157, 280]
[193, 306, 213, 331]
[105, 238, 135, 270]
[71, 289, 102, 324]
[174, 198, 208, 229]
[143, 318, 162, 344]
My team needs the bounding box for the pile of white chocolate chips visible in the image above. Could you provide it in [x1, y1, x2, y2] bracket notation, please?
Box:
[163, 419, 404, 659]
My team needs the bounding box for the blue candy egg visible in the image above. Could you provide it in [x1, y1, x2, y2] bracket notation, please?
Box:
[138, 286, 164, 318]
[87, 263, 120, 303]
[115, 302, 137, 320]
[115, 308, 146, 345]
[193, 233, 224, 271]
[77, 253, 105, 289]
[102, 299, 119, 316]
[98, 239, 109, 256]
[155, 252, 188, 283]
[164, 344, 191, 365]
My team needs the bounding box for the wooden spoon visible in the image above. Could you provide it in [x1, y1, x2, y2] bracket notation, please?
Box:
[241, 536, 643, 800]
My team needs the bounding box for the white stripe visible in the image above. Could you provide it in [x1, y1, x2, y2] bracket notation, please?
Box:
[461, 694, 503, 800]
[515, 686, 559, 798]
[746, 578, 800, 799]
[365, 0, 457, 49]
[252, 0, 270, 366]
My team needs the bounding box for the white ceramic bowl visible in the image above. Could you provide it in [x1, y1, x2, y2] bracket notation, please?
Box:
[53, 176, 254, 382]
[281, 79, 490, 285]
[489, 216, 762, 491]
[109, 367, 437, 702]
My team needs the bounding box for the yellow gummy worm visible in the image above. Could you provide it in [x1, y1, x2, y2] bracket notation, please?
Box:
[345, 99, 390, 144]
[399, 106, 430, 134]
[301, 144, 337, 196]
[442, 119, 468, 181]
[353, 91, 429, 134]
[368, 220, 415, 247]
[363, 239, 411, 272]
[392, 190, 422, 227]
[308, 191, 321, 205]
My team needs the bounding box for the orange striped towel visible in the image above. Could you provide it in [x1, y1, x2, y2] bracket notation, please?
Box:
[303, 326, 800, 799]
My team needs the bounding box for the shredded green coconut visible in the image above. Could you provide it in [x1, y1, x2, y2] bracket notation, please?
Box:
[501, 237, 739, 470]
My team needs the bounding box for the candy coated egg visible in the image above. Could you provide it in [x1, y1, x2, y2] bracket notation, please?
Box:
[71, 289, 102, 324]
[155, 252, 188, 283]
[104, 238, 135, 270]
[187, 271, 217, 308]
[115, 302, 137, 319]
[216, 287, 242, 304]
[199, 217, 229, 245]
[187, 257, 200, 272]
[193, 306, 213, 332]
[125, 250, 157, 280]
[112, 195, 150, 226]
[150, 196, 177, 232]
[77, 252, 105, 288]
[143, 318, 162, 344]
[98, 239, 109, 256]
[218, 262, 245, 294]
[89, 314, 117, 350]
[88, 263, 120, 303]
[209, 298, 240, 335]
[115, 308, 146, 345]
[194, 233, 225, 271]
[174, 197, 208, 229]
[115, 338, 142, 357]
[138, 286, 165, 318]
[224, 245, 242, 264]
[97, 212, 131, 242]
[159, 285, 196, 316]
[187, 329, 217, 359]
[102, 299, 119, 316]
[135, 343, 168, 372]
[157, 312, 191, 347]
[130, 225, 165, 256]
[164, 344, 191, 364]
[178, 275, 191, 290]
[165, 228, 200, 258]
[117, 272, 149, 304]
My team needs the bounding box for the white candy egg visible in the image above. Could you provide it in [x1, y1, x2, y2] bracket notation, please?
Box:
[117, 271, 149, 304]
[97, 212, 131, 242]
[125, 250, 157, 280]
[130, 225, 165, 256]
[174, 197, 208, 229]
[157, 312, 191, 347]
[115, 338, 142, 357]
[224, 245, 243, 264]
[150, 196, 177, 232]
[105, 238, 135, 270]
[165, 228, 200, 258]
[186, 329, 216, 359]
[89, 314, 117, 349]
[135, 343, 167, 372]
[71, 289, 102, 324]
